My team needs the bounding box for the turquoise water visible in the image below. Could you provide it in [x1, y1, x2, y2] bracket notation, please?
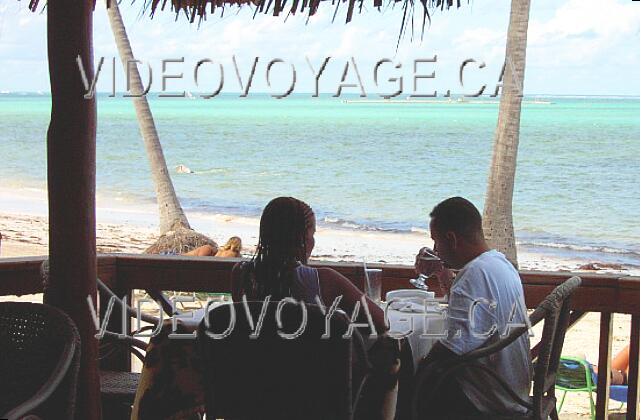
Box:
[1, 93, 639, 266]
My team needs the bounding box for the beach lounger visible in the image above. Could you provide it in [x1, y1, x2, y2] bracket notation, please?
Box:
[556, 356, 628, 420]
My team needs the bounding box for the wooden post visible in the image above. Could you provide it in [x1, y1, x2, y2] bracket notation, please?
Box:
[596, 312, 613, 420]
[627, 315, 640, 420]
[45, 0, 101, 418]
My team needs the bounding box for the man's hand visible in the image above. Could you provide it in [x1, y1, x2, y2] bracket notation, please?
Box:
[433, 268, 454, 297]
[414, 247, 444, 276]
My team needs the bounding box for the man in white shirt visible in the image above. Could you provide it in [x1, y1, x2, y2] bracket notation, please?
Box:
[415, 197, 531, 417]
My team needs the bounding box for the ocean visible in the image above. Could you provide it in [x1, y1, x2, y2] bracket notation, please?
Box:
[0, 93, 638, 268]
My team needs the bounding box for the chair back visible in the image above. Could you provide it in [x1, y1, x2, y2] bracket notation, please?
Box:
[413, 276, 582, 419]
[556, 357, 594, 391]
[0, 302, 81, 420]
[529, 276, 582, 416]
[196, 300, 369, 420]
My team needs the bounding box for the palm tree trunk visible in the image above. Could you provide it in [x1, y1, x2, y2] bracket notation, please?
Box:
[106, 0, 190, 235]
[482, 0, 531, 267]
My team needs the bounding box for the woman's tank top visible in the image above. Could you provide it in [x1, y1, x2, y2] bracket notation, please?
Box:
[290, 264, 324, 306]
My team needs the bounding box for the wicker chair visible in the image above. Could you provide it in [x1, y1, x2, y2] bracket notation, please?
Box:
[96, 279, 183, 418]
[34, 261, 174, 418]
[0, 302, 81, 420]
[413, 276, 582, 420]
[96, 279, 168, 416]
[197, 301, 372, 420]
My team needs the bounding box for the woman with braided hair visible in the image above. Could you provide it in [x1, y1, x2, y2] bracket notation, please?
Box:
[231, 196, 387, 333]
[231, 197, 408, 420]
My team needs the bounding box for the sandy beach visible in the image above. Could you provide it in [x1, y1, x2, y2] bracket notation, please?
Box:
[0, 190, 636, 418]
[2, 184, 639, 275]
[2, 207, 638, 274]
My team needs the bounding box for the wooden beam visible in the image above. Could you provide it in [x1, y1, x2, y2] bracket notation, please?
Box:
[0, 256, 115, 297]
[2, 256, 640, 313]
[46, 0, 100, 416]
[0, 256, 46, 296]
[116, 254, 238, 292]
[596, 312, 613, 420]
[627, 315, 640, 420]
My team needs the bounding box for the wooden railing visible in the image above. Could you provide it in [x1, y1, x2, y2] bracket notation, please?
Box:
[1, 254, 639, 420]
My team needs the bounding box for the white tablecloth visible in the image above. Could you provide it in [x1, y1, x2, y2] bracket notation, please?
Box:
[385, 303, 447, 372]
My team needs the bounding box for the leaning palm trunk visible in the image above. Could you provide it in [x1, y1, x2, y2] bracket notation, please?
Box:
[482, 0, 531, 267]
[106, 0, 217, 254]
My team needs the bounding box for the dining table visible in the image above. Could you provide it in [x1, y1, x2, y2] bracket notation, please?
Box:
[131, 297, 448, 420]
[384, 299, 447, 372]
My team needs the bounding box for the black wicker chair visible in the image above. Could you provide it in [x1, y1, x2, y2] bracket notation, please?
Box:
[0, 302, 81, 420]
[413, 276, 582, 420]
[95, 277, 189, 418]
[95, 278, 169, 416]
[197, 301, 372, 420]
[37, 260, 166, 414]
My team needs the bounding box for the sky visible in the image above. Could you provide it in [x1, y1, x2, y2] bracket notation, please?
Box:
[0, 0, 639, 95]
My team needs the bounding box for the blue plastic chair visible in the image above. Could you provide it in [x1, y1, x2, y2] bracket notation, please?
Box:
[594, 369, 627, 412]
[609, 383, 628, 405]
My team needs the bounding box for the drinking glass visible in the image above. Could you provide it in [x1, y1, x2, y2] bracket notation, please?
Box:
[411, 248, 442, 290]
[364, 268, 383, 304]
[410, 273, 430, 290]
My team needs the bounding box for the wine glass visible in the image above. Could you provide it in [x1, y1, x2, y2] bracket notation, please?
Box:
[410, 273, 430, 290]
[411, 248, 442, 290]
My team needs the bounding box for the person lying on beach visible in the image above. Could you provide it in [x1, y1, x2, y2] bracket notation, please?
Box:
[182, 244, 217, 257]
[230, 196, 386, 333]
[414, 197, 531, 417]
[593, 344, 631, 385]
[182, 237, 242, 257]
[214, 236, 242, 258]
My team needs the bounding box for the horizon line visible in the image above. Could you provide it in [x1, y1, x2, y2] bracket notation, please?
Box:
[2, 91, 640, 98]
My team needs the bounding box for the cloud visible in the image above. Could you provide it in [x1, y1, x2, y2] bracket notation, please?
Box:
[527, 0, 640, 66]
[448, 0, 640, 67]
[451, 26, 506, 66]
[439, 0, 640, 94]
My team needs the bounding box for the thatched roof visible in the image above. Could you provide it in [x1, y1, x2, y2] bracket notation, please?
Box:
[28, 0, 467, 35]
[156, 0, 465, 25]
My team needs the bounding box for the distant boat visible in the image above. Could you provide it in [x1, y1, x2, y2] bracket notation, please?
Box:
[0, 90, 10, 94]
[185, 91, 195, 100]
